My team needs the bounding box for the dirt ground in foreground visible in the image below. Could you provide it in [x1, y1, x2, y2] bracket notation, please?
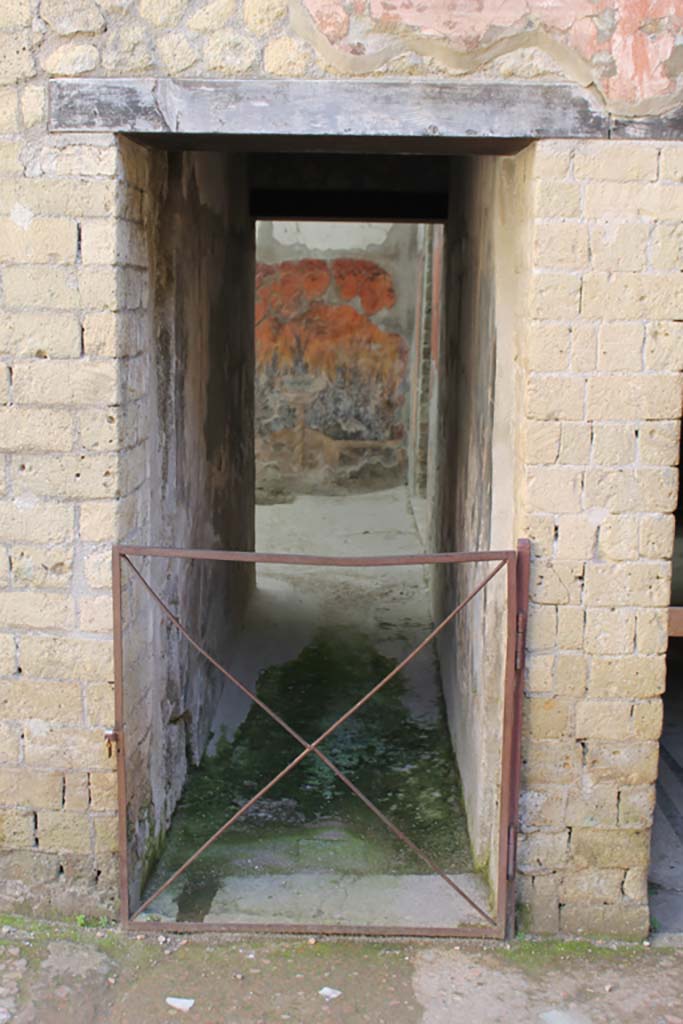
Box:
[0, 916, 682, 1024]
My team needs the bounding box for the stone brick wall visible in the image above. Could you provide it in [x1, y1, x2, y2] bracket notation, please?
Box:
[517, 140, 683, 936]
[0, 132, 146, 916]
[0, 0, 681, 935]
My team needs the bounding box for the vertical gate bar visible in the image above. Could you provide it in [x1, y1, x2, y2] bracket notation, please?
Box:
[112, 546, 129, 926]
[504, 538, 531, 936]
[493, 552, 518, 935]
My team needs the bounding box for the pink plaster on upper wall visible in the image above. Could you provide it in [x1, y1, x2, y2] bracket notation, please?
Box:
[300, 0, 683, 107]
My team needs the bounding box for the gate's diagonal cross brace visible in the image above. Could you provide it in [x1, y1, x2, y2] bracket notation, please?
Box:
[124, 554, 506, 926]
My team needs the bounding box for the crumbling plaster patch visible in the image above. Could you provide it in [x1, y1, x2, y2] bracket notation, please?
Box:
[292, 0, 683, 116]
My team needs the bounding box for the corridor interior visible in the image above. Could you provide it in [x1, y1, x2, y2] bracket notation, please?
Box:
[138, 219, 493, 930]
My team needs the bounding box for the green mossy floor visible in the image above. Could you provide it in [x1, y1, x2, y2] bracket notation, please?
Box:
[141, 630, 473, 922]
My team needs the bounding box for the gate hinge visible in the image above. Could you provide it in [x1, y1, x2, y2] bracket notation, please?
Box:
[104, 729, 119, 758]
[514, 611, 527, 672]
[506, 823, 518, 880]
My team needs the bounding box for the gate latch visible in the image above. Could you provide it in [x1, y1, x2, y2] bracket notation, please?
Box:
[514, 611, 527, 672]
[104, 729, 119, 758]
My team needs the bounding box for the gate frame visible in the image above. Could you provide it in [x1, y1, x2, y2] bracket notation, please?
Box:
[111, 539, 530, 939]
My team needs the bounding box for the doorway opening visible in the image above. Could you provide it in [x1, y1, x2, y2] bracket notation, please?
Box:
[115, 143, 531, 935]
[650, 428, 683, 933]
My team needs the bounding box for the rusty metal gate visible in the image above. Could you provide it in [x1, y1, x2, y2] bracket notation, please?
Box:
[110, 540, 530, 938]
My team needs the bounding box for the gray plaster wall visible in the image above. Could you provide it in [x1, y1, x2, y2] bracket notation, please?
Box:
[124, 150, 255, 906]
[432, 154, 529, 888]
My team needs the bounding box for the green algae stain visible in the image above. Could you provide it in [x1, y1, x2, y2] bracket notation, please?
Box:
[142, 630, 473, 920]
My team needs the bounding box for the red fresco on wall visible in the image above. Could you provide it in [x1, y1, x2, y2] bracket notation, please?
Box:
[332, 258, 396, 316]
[301, 0, 683, 106]
[256, 257, 405, 392]
[254, 256, 410, 494]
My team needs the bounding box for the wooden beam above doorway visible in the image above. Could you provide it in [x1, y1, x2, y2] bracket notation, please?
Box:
[670, 608, 683, 638]
[48, 78, 610, 141]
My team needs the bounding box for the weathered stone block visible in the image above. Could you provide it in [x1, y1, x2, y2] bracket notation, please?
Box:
[12, 454, 119, 501]
[586, 374, 681, 421]
[566, 782, 618, 828]
[0, 809, 34, 848]
[24, 726, 110, 772]
[0, 680, 82, 722]
[527, 467, 583, 514]
[556, 606, 584, 650]
[64, 773, 90, 812]
[264, 37, 310, 76]
[2, 265, 80, 309]
[574, 142, 657, 182]
[530, 273, 581, 319]
[86, 682, 114, 727]
[597, 516, 638, 560]
[584, 182, 683, 220]
[79, 595, 112, 633]
[571, 828, 650, 869]
[636, 608, 669, 656]
[525, 421, 560, 464]
[37, 810, 91, 854]
[555, 653, 587, 696]
[0, 312, 81, 359]
[569, 324, 597, 372]
[11, 545, 72, 589]
[156, 32, 198, 74]
[0, 408, 73, 454]
[631, 700, 663, 740]
[575, 700, 632, 741]
[0, 593, 75, 631]
[647, 321, 683, 374]
[559, 902, 649, 939]
[556, 515, 595, 560]
[559, 868, 623, 903]
[591, 423, 637, 466]
[89, 771, 117, 811]
[0, 501, 73, 543]
[584, 608, 635, 656]
[0, 769, 62, 810]
[533, 221, 588, 269]
[558, 423, 591, 465]
[534, 180, 581, 218]
[530, 560, 584, 605]
[521, 740, 582, 785]
[590, 222, 648, 272]
[618, 785, 656, 829]
[517, 829, 568, 871]
[524, 696, 572, 739]
[584, 562, 670, 607]
[527, 322, 570, 371]
[526, 653, 554, 692]
[19, 635, 112, 682]
[639, 421, 681, 466]
[589, 656, 666, 699]
[585, 741, 659, 785]
[597, 322, 643, 370]
[582, 273, 683, 321]
[520, 787, 567, 828]
[93, 815, 117, 853]
[0, 724, 20, 763]
[526, 376, 584, 421]
[40, 42, 99, 75]
[526, 606, 556, 653]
